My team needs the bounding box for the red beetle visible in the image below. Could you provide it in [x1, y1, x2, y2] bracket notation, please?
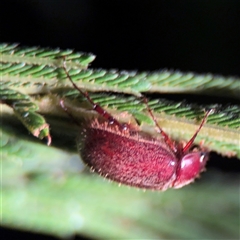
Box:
[61, 62, 212, 190]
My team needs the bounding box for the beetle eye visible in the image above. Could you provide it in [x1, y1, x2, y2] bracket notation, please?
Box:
[200, 152, 207, 163]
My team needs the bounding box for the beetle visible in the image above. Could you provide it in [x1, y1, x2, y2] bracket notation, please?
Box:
[61, 61, 213, 190]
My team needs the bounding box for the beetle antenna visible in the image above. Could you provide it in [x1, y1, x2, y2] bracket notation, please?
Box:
[182, 109, 214, 154]
[62, 58, 127, 130]
[143, 97, 177, 152]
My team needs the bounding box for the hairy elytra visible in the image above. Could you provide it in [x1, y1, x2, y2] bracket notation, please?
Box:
[78, 121, 208, 190]
[61, 60, 212, 190]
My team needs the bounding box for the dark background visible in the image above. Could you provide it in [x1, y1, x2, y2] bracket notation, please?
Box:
[2, 0, 240, 74]
[1, 1, 240, 239]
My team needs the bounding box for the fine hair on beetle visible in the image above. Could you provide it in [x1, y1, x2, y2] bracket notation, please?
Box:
[60, 59, 213, 191]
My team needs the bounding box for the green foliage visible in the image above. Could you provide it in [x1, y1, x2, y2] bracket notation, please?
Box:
[1, 124, 240, 239]
[1, 43, 240, 239]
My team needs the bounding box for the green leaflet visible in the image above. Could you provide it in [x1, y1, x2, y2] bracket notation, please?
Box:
[33, 92, 240, 158]
[1, 43, 239, 98]
[0, 88, 51, 144]
[0, 43, 96, 68]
